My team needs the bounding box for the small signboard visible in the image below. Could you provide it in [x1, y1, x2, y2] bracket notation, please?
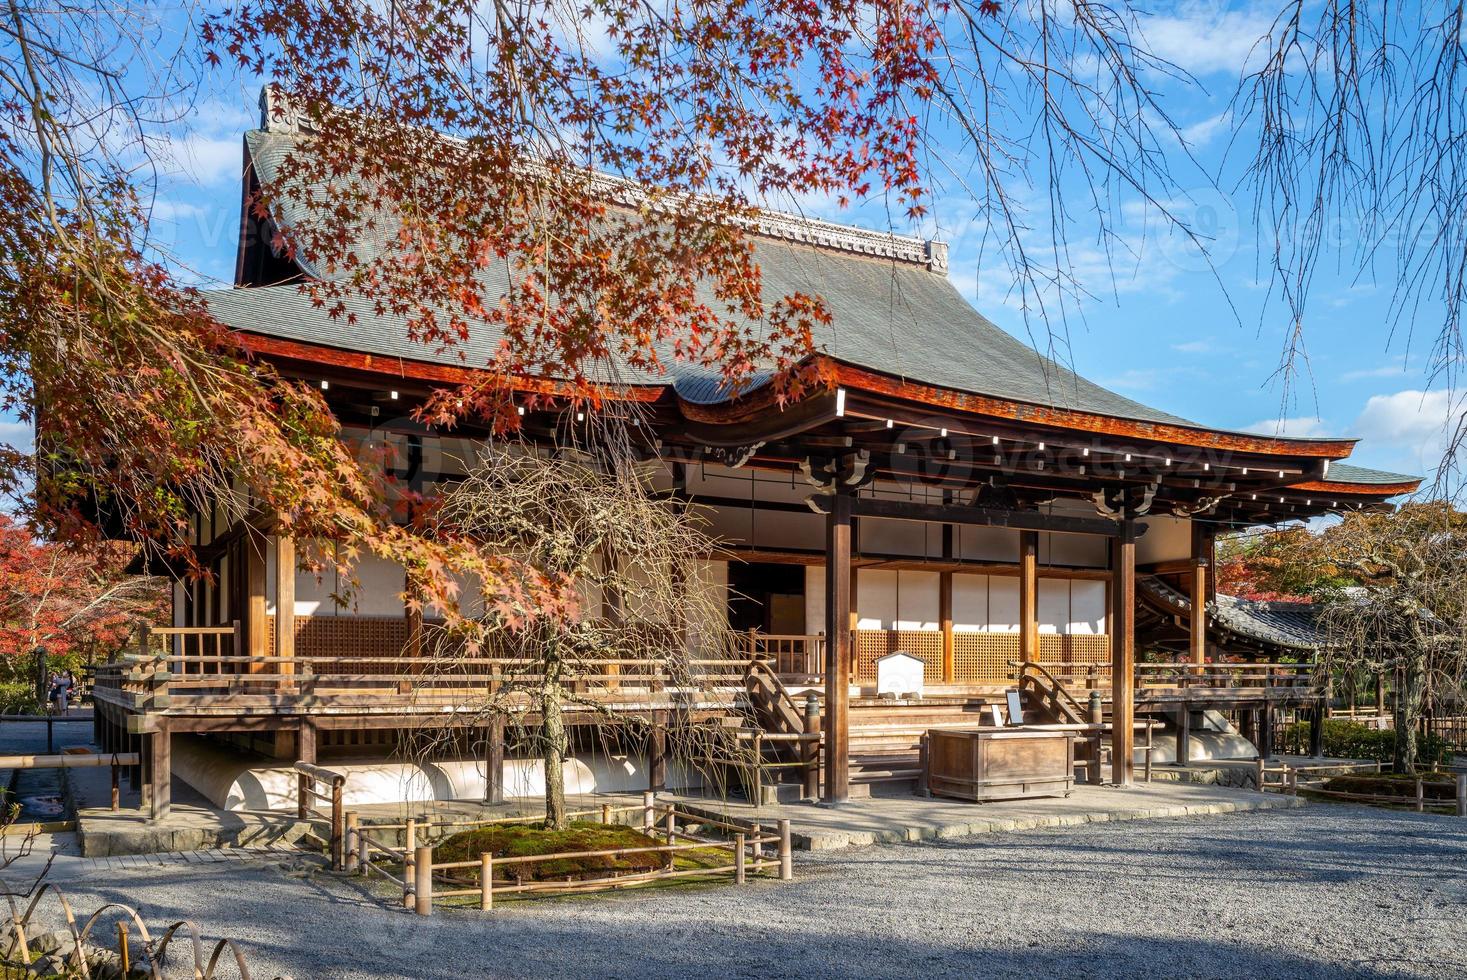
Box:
[876, 651, 924, 699]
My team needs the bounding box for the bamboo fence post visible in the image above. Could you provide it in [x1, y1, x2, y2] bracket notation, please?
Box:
[480, 853, 493, 911]
[663, 810, 675, 847]
[110, 759, 119, 811]
[751, 822, 762, 862]
[1457, 773, 1466, 817]
[778, 819, 792, 881]
[1255, 758, 1266, 792]
[1287, 767, 1297, 796]
[344, 812, 360, 873]
[642, 791, 654, 832]
[1415, 778, 1424, 813]
[734, 832, 745, 884]
[601, 803, 611, 825]
[414, 845, 433, 916]
[356, 820, 369, 874]
[403, 818, 417, 909]
[117, 922, 129, 975]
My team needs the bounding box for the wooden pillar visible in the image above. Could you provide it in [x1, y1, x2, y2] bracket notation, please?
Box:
[939, 571, 955, 684]
[1175, 706, 1191, 766]
[1189, 523, 1209, 670]
[275, 534, 295, 673]
[648, 711, 667, 793]
[485, 717, 505, 804]
[149, 722, 171, 821]
[1375, 672, 1386, 715]
[298, 721, 317, 765]
[1259, 704, 1275, 759]
[940, 502, 955, 683]
[1309, 698, 1326, 757]
[1110, 520, 1137, 787]
[245, 535, 268, 672]
[1018, 531, 1039, 666]
[823, 489, 853, 804]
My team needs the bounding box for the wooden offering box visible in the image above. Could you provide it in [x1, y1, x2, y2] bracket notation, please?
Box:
[926, 729, 1075, 802]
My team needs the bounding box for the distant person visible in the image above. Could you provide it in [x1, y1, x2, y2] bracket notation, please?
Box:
[47, 670, 73, 714]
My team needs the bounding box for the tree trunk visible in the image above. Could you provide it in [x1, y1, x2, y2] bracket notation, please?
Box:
[1394, 661, 1425, 773]
[542, 685, 567, 830]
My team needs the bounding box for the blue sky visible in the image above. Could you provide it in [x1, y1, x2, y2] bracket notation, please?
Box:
[3, 2, 1456, 487]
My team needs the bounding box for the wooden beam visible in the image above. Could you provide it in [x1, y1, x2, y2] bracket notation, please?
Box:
[1019, 531, 1039, 666]
[1111, 521, 1137, 787]
[486, 717, 505, 804]
[149, 722, 171, 822]
[850, 496, 1129, 537]
[824, 489, 853, 804]
[276, 535, 296, 673]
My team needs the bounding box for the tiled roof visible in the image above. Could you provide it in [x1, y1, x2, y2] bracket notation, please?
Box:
[1140, 575, 1324, 651]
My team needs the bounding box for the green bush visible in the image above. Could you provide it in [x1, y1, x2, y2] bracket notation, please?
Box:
[0, 682, 40, 715]
[1279, 719, 1452, 767]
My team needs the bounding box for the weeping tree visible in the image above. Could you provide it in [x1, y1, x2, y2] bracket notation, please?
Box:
[422, 437, 742, 829]
[1301, 503, 1467, 772]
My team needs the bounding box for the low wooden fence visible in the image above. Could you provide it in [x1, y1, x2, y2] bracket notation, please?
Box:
[294, 762, 347, 870]
[0, 752, 139, 817]
[1256, 760, 1467, 815]
[345, 793, 793, 915]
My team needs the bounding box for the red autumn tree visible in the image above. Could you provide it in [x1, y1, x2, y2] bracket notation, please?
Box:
[0, 515, 164, 663]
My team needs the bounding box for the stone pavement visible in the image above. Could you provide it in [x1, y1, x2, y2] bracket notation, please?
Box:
[661, 779, 1305, 849]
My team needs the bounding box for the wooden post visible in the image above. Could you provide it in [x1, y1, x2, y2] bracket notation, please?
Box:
[601, 802, 611, 825]
[803, 694, 820, 800]
[1260, 704, 1275, 760]
[275, 534, 295, 673]
[1018, 531, 1039, 668]
[345, 812, 360, 873]
[148, 723, 171, 822]
[485, 717, 504, 805]
[751, 822, 763, 862]
[1287, 767, 1298, 796]
[663, 810, 675, 846]
[1189, 523, 1209, 671]
[1375, 672, 1386, 716]
[1415, 777, 1425, 813]
[110, 759, 119, 812]
[297, 768, 310, 822]
[1175, 707, 1191, 767]
[642, 790, 655, 831]
[649, 711, 667, 792]
[918, 734, 931, 798]
[480, 852, 493, 911]
[1456, 773, 1465, 817]
[1255, 757, 1266, 792]
[330, 778, 345, 871]
[403, 819, 417, 909]
[414, 845, 433, 916]
[1309, 699, 1326, 758]
[778, 819, 793, 880]
[823, 488, 853, 804]
[1110, 520, 1137, 787]
[734, 832, 746, 884]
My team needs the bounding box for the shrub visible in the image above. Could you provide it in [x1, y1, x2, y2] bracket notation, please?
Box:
[1279, 719, 1452, 767]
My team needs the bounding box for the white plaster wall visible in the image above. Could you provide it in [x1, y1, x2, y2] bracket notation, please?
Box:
[1138, 515, 1192, 565]
[858, 517, 939, 558]
[895, 570, 941, 630]
[987, 576, 1021, 632]
[1037, 579, 1069, 635]
[805, 565, 826, 634]
[856, 568, 898, 629]
[956, 525, 1020, 561]
[1070, 580, 1107, 634]
[951, 573, 989, 632]
[1042, 532, 1108, 568]
[172, 582, 187, 628]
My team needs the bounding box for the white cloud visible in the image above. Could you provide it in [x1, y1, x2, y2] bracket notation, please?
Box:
[1139, 3, 1273, 77]
[1339, 358, 1413, 382]
[0, 420, 33, 454]
[1171, 339, 1214, 354]
[1180, 110, 1232, 146]
[161, 135, 242, 187]
[1352, 389, 1458, 475]
[1242, 416, 1331, 438]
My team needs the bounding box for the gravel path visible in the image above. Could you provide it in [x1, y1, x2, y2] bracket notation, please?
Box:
[25, 805, 1467, 979]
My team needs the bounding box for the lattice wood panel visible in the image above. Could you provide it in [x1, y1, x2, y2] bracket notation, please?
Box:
[953, 632, 1019, 684]
[1037, 634, 1111, 687]
[853, 629, 944, 682]
[267, 615, 428, 673]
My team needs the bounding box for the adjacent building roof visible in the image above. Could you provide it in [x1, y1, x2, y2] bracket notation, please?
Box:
[1140, 575, 1324, 652]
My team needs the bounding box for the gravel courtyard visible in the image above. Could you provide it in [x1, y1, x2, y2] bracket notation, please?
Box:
[33, 805, 1467, 979]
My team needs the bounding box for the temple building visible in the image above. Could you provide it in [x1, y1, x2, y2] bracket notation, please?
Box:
[93, 96, 1419, 818]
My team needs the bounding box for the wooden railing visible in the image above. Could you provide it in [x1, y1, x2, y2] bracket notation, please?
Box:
[295, 762, 347, 870]
[1136, 661, 1317, 694]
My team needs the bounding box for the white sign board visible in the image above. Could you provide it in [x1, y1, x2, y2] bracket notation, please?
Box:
[876, 651, 924, 699]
